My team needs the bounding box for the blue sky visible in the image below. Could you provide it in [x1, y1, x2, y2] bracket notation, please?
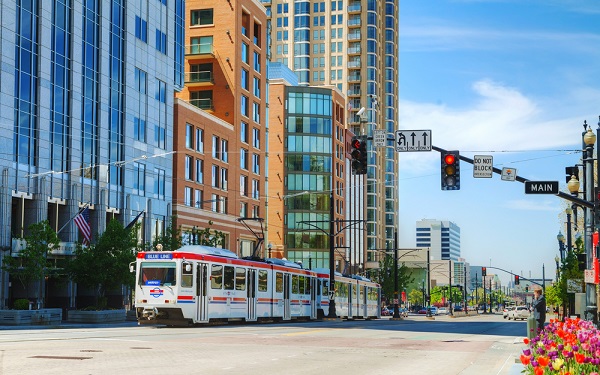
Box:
[398, 0, 600, 285]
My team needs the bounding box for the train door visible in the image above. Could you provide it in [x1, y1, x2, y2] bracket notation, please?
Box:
[348, 282, 354, 318]
[310, 277, 317, 319]
[283, 273, 291, 320]
[247, 268, 257, 321]
[195, 262, 209, 323]
[362, 286, 367, 317]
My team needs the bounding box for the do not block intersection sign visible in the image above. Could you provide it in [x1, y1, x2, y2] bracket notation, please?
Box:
[473, 155, 493, 178]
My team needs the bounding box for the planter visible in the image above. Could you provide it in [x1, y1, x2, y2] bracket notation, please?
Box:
[0, 309, 62, 326]
[67, 309, 126, 324]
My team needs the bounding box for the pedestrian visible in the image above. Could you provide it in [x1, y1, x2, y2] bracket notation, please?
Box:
[531, 286, 546, 332]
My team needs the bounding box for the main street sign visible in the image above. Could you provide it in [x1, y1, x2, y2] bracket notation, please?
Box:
[473, 155, 493, 178]
[395, 130, 431, 152]
[524, 181, 559, 194]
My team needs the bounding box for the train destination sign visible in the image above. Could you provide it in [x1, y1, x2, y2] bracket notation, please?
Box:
[524, 181, 559, 194]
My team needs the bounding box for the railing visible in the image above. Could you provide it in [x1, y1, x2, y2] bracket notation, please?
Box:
[184, 71, 213, 84]
[348, 32, 361, 41]
[190, 98, 214, 111]
[347, 46, 361, 54]
[348, 3, 361, 12]
[348, 59, 361, 68]
[185, 43, 214, 56]
[348, 17, 361, 27]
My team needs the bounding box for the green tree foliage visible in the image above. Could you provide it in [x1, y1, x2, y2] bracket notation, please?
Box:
[372, 255, 414, 302]
[2, 221, 59, 302]
[65, 219, 139, 309]
[193, 221, 226, 247]
[555, 235, 584, 310]
[409, 288, 424, 306]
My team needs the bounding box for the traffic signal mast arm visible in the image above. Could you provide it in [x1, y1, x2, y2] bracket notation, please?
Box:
[484, 266, 544, 288]
[431, 145, 594, 209]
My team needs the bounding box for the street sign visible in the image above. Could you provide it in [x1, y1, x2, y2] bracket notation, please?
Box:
[501, 167, 516, 181]
[373, 129, 387, 147]
[567, 279, 583, 293]
[395, 130, 431, 152]
[524, 181, 559, 194]
[473, 155, 493, 178]
[584, 270, 595, 284]
[328, 291, 335, 299]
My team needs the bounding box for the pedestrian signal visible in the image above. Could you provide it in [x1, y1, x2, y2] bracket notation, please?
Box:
[441, 150, 460, 190]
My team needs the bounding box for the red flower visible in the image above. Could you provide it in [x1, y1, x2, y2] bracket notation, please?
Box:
[575, 353, 585, 364]
[520, 354, 531, 365]
[524, 338, 530, 344]
[534, 366, 544, 375]
[537, 356, 550, 367]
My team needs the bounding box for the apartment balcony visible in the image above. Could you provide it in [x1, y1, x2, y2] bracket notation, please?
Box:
[348, 2, 361, 13]
[348, 74, 361, 83]
[348, 32, 361, 41]
[190, 98, 214, 111]
[348, 17, 361, 28]
[184, 71, 214, 87]
[347, 88, 361, 97]
[348, 58, 361, 69]
[347, 46, 361, 55]
[185, 44, 214, 60]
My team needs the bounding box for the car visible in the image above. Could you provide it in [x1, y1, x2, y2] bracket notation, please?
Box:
[453, 306, 463, 312]
[503, 307, 510, 319]
[399, 308, 409, 317]
[428, 306, 438, 315]
[507, 306, 530, 321]
[437, 307, 448, 315]
[417, 309, 427, 314]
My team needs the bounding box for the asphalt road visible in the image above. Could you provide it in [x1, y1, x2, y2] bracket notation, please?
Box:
[0, 313, 528, 375]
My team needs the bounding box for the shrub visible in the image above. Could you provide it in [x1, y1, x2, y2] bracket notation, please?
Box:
[13, 299, 30, 310]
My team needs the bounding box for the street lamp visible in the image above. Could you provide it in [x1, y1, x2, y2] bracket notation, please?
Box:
[557, 231, 565, 263]
[582, 125, 597, 322]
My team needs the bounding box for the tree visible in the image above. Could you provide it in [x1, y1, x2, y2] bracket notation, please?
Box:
[193, 220, 226, 247]
[65, 219, 139, 309]
[2, 221, 59, 306]
[372, 255, 414, 302]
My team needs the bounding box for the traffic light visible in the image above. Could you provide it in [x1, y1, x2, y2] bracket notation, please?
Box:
[350, 136, 367, 175]
[441, 150, 460, 190]
[481, 267, 486, 277]
[577, 253, 586, 271]
[514, 275, 520, 285]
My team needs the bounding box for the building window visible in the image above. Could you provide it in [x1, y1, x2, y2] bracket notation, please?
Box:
[195, 128, 204, 152]
[241, 42, 249, 64]
[156, 79, 166, 103]
[241, 122, 249, 143]
[155, 29, 167, 54]
[241, 95, 249, 117]
[195, 159, 204, 183]
[185, 123, 193, 148]
[185, 155, 193, 180]
[134, 117, 146, 142]
[212, 136, 220, 158]
[252, 154, 260, 174]
[241, 69, 249, 90]
[240, 175, 248, 196]
[155, 168, 165, 200]
[253, 77, 260, 98]
[190, 90, 213, 110]
[252, 102, 260, 123]
[240, 149, 248, 170]
[135, 68, 147, 93]
[253, 22, 261, 47]
[134, 162, 146, 193]
[252, 205, 260, 218]
[240, 202, 248, 217]
[184, 187, 193, 206]
[221, 139, 228, 162]
[190, 9, 213, 25]
[190, 36, 213, 54]
[135, 16, 148, 42]
[253, 51, 261, 72]
[252, 128, 260, 149]
[195, 189, 203, 208]
[211, 165, 219, 188]
[252, 179, 259, 199]
[220, 168, 228, 190]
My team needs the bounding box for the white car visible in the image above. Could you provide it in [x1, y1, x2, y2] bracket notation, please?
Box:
[437, 307, 448, 315]
[507, 306, 530, 320]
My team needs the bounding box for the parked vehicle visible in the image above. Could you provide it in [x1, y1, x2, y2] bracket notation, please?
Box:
[437, 307, 448, 315]
[507, 306, 530, 320]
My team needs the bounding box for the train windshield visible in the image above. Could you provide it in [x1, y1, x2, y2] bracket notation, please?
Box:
[139, 262, 177, 286]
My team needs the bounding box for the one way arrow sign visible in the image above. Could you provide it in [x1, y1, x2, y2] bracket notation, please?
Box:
[395, 130, 432, 152]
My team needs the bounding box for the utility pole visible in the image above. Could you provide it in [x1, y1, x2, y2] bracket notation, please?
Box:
[327, 192, 336, 318]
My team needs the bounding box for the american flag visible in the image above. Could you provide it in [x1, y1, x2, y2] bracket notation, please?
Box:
[74, 207, 92, 245]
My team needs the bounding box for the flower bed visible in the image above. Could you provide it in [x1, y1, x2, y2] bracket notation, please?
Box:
[66, 309, 126, 324]
[520, 317, 600, 374]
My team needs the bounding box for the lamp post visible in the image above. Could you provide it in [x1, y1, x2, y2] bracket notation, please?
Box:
[583, 125, 597, 322]
[557, 231, 565, 263]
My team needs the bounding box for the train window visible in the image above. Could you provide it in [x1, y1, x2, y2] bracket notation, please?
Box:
[322, 280, 328, 296]
[181, 262, 193, 288]
[139, 262, 176, 286]
[235, 267, 246, 291]
[211, 264, 223, 289]
[275, 272, 283, 293]
[292, 275, 299, 294]
[258, 270, 268, 292]
[298, 276, 305, 294]
[224, 266, 235, 290]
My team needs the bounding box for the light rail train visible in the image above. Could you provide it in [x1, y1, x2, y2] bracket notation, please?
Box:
[133, 245, 381, 326]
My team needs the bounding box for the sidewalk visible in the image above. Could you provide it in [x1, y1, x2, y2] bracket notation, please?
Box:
[0, 320, 139, 331]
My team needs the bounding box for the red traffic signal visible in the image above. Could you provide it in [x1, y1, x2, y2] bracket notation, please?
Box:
[514, 275, 520, 285]
[441, 150, 460, 190]
[481, 267, 486, 277]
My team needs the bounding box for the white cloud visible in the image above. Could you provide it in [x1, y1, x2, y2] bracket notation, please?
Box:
[398, 79, 596, 174]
